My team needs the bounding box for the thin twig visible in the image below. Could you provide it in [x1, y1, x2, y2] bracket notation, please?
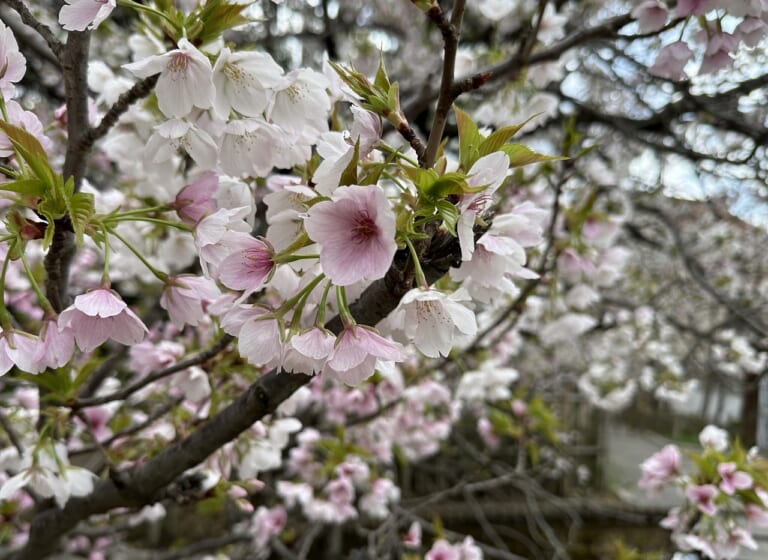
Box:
[0, 409, 24, 455]
[72, 334, 233, 409]
[70, 397, 184, 457]
[79, 74, 160, 153]
[423, 0, 467, 169]
[3, 0, 63, 59]
[154, 534, 252, 560]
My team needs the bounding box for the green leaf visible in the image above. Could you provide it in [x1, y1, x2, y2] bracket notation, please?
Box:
[435, 199, 459, 236]
[454, 106, 483, 170]
[67, 191, 95, 246]
[387, 81, 400, 113]
[36, 198, 63, 250]
[0, 121, 55, 188]
[339, 141, 360, 187]
[0, 178, 47, 197]
[426, 172, 471, 199]
[477, 115, 540, 157]
[192, 0, 249, 45]
[374, 54, 391, 91]
[501, 144, 568, 168]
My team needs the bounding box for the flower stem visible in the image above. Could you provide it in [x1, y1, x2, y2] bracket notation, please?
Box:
[275, 273, 325, 320]
[404, 236, 428, 289]
[0, 240, 16, 329]
[314, 280, 334, 328]
[336, 285, 355, 327]
[105, 225, 169, 284]
[18, 243, 55, 317]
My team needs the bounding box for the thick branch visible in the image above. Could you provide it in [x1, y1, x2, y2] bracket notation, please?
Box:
[44, 31, 91, 313]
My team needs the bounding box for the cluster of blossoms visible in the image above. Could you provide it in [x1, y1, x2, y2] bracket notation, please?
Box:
[639, 425, 768, 559]
[1, 0, 765, 558]
[631, 0, 768, 79]
[0, 0, 556, 554]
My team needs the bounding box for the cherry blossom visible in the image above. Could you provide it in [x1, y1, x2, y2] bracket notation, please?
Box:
[124, 39, 215, 119]
[160, 275, 221, 329]
[631, 1, 669, 33]
[685, 484, 719, 516]
[143, 119, 218, 170]
[59, 0, 116, 32]
[699, 424, 729, 451]
[58, 288, 148, 352]
[0, 20, 26, 97]
[717, 462, 753, 495]
[212, 47, 283, 118]
[324, 325, 404, 386]
[283, 327, 336, 375]
[649, 41, 694, 80]
[172, 172, 219, 226]
[638, 444, 681, 491]
[395, 287, 477, 358]
[217, 236, 276, 299]
[304, 185, 397, 286]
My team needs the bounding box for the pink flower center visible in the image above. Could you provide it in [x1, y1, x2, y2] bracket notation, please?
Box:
[169, 53, 191, 74]
[245, 246, 274, 272]
[351, 212, 378, 244]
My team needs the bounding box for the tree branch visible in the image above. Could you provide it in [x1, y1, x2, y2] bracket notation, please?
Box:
[423, 0, 466, 169]
[79, 74, 160, 154]
[2, 0, 63, 59]
[12, 226, 463, 560]
[44, 31, 92, 313]
[71, 334, 234, 409]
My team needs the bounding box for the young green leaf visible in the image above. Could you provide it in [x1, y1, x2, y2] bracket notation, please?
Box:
[66, 192, 95, 246]
[501, 144, 568, 168]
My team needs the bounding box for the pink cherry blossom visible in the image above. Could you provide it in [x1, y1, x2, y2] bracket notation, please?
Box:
[283, 327, 336, 375]
[685, 483, 719, 516]
[717, 462, 753, 494]
[0, 330, 44, 374]
[172, 172, 219, 226]
[0, 20, 26, 97]
[324, 325, 404, 386]
[676, 0, 709, 17]
[304, 185, 397, 286]
[712, 527, 758, 559]
[217, 237, 276, 299]
[403, 521, 422, 548]
[194, 206, 253, 275]
[698, 29, 738, 75]
[59, 0, 116, 31]
[33, 319, 75, 370]
[639, 444, 681, 492]
[745, 503, 768, 527]
[735, 17, 768, 47]
[631, 1, 669, 33]
[649, 41, 694, 80]
[124, 39, 215, 118]
[160, 275, 221, 329]
[237, 309, 283, 368]
[251, 506, 287, 549]
[58, 288, 148, 352]
[426, 539, 461, 560]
